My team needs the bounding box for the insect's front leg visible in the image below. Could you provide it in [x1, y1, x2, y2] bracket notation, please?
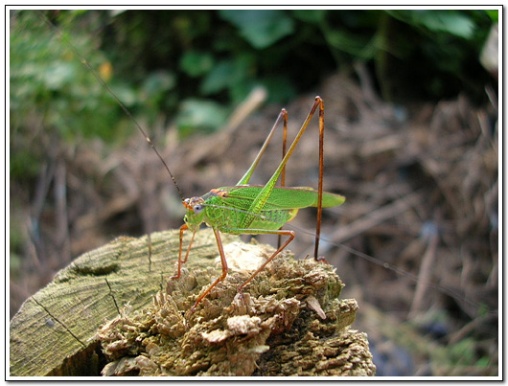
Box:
[171, 224, 195, 280]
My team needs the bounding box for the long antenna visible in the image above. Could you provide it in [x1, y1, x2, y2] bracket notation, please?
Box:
[39, 13, 184, 201]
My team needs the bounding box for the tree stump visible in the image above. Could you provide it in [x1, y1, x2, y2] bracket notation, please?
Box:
[10, 229, 376, 377]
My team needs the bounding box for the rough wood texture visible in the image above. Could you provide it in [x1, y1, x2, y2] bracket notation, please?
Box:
[10, 229, 375, 377]
[9, 229, 228, 376]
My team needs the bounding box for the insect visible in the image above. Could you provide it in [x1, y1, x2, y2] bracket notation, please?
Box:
[174, 97, 345, 310]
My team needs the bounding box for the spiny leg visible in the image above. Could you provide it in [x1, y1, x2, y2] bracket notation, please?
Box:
[314, 97, 325, 261]
[182, 228, 196, 265]
[188, 227, 294, 312]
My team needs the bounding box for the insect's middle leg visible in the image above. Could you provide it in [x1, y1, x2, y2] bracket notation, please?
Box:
[189, 228, 229, 312]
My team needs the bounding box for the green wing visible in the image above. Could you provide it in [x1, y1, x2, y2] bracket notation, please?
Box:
[214, 185, 345, 210]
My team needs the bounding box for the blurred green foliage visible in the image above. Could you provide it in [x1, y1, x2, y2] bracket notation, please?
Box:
[10, 11, 124, 180]
[10, 11, 122, 140]
[10, 9, 496, 180]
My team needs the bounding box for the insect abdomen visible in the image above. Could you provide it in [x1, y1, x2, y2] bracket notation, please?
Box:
[204, 205, 297, 234]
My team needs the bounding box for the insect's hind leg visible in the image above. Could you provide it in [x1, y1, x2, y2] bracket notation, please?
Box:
[188, 227, 294, 313]
[237, 229, 295, 293]
[314, 97, 325, 261]
[241, 97, 326, 261]
[278, 109, 289, 250]
[236, 108, 288, 186]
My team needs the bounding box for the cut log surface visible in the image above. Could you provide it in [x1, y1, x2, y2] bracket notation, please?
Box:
[10, 229, 226, 376]
[9, 229, 376, 377]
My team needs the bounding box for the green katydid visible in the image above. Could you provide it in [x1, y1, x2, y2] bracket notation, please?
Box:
[174, 97, 345, 310]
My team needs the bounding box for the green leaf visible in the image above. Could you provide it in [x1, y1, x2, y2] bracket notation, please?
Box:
[200, 55, 254, 96]
[110, 82, 138, 107]
[485, 10, 498, 22]
[142, 70, 176, 96]
[200, 60, 235, 94]
[292, 10, 327, 24]
[176, 99, 229, 135]
[417, 11, 475, 39]
[390, 10, 476, 39]
[41, 62, 76, 90]
[324, 28, 375, 59]
[260, 76, 296, 103]
[179, 51, 214, 77]
[219, 10, 294, 49]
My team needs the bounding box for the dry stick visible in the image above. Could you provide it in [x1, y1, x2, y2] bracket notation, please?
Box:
[224, 86, 268, 134]
[409, 229, 439, 318]
[54, 160, 71, 264]
[30, 150, 58, 267]
[448, 312, 497, 346]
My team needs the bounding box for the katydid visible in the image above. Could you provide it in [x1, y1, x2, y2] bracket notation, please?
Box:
[174, 97, 345, 310]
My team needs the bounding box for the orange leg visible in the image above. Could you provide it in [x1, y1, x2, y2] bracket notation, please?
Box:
[186, 228, 294, 312]
[171, 223, 196, 280]
[189, 228, 229, 312]
[314, 97, 325, 260]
